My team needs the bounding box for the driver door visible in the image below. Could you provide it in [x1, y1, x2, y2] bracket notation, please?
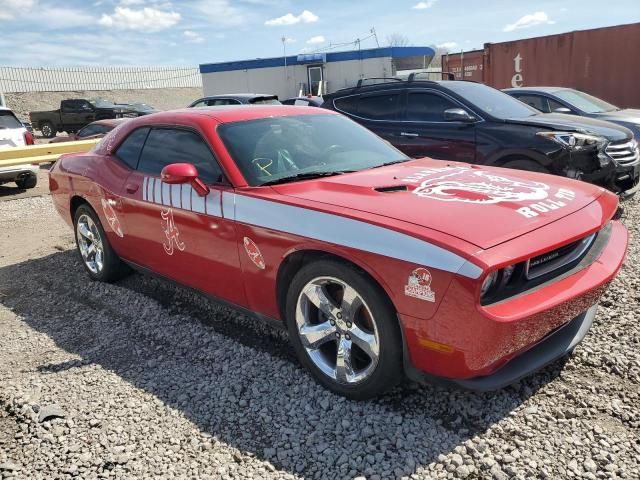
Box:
[119, 126, 246, 306]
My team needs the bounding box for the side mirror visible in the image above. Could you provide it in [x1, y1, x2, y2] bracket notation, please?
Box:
[443, 108, 476, 123]
[553, 107, 572, 114]
[161, 163, 209, 197]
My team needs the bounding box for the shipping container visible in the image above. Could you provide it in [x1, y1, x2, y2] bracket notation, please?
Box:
[441, 49, 484, 82]
[442, 23, 640, 108]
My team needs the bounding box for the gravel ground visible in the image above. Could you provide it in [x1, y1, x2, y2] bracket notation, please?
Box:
[0, 194, 638, 480]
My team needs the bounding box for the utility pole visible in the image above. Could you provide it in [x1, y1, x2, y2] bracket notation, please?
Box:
[281, 37, 288, 96]
[370, 27, 380, 48]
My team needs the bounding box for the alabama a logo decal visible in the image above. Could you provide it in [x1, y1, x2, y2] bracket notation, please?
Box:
[161, 208, 185, 255]
[243, 237, 265, 269]
[100, 198, 124, 238]
[405, 268, 435, 303]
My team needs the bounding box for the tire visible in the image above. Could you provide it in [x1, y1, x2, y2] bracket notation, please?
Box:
[501, 159, 549, 174]
[40, 121, 56, 138]
[16, 174, 37, 190]
[285, 259, 403, 400]
[73, 204, 129, 282]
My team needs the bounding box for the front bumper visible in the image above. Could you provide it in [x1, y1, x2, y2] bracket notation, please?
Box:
[401, 218, 627, 390]
[406, 305, 597, 391]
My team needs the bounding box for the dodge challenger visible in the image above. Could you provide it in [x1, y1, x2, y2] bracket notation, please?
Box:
[49, 106, 628, 399]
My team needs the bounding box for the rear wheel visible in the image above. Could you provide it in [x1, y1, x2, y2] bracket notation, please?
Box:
[502, 159, 549, 174]
[40, 121, 55, 138]
[73, 204, 129, 282]
[16, 174, 37, 190]
[285, 259, 403, 400]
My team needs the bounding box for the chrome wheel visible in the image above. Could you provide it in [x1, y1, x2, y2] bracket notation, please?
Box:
[76, 214, 104, 274]
[295, 276, 380, 384]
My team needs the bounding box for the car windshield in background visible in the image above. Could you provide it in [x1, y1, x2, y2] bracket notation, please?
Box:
[554, 89, 618, 113]
[445, 82, 538, 119]
[90, 98, 115, 108]
[218, 114, 408, 186]
[0, 110, 23, 129]
[249, 97, 281, 105]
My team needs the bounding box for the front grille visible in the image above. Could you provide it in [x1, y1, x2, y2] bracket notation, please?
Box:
[606, 139, 640, 166]
[525, 233, 596, 280]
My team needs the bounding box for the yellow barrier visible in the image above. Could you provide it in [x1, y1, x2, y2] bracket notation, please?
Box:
[0, 139, 100, 168]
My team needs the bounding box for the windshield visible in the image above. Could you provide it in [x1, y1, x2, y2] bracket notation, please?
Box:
[554, 89, 618, 113]
[444, 81, 538, 119]
[0, 110, 23, 129]
[218, 114, 408, 186]
[90, 98, 115, 108]
[132, 103, 155, 112]
[249, 97, 281, 105]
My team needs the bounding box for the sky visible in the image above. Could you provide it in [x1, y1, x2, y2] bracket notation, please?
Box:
[0, 0, 639, 66]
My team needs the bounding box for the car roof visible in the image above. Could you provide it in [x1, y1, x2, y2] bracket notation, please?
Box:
[130, 105, 336, 125]
[503, 86, 570, 93]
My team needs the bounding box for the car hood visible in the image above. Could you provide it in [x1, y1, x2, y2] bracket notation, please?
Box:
[591, 109, 640, 125]
[272, 159, 605, 250]
[505, 113, 632, 142]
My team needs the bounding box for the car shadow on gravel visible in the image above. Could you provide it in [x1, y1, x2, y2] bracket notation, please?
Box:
[0, 251, 568, 479]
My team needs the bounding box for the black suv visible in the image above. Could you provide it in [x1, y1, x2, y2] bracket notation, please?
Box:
[322, 78, 639, 196]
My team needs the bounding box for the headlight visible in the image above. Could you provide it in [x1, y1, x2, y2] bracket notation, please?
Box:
[537, 131, 607, 150]
[480, 271, 499, 298]
[480, 265, 517, 302]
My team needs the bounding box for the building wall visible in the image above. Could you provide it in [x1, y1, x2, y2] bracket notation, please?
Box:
[201, 57, 394, 99]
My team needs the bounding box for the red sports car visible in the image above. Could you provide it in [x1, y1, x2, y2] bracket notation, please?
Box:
[49, 106, 628, 399]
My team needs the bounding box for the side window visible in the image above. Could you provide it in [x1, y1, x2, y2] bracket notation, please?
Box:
[358, 93, 402, 120]
[138, 128, 223, 183]
[548, 98, 569, 113]
[191, 100, 208, 108]
[213, 99, 241, 106]
[406, 92, 458, 121]
[294, 99, 309, 106]
[79, 101, 93, 111]
[114, 127, 150, 169]
[333, 96, 359, 115]
[514, 94, 549, 113]
[79, 124, 110, 137]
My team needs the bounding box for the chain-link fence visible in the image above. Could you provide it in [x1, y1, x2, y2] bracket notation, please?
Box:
[0, 66, 202, 93]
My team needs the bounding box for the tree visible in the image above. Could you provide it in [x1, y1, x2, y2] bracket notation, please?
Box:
[386, 34, 410, 47]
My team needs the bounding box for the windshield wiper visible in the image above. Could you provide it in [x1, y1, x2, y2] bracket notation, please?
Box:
[261, 170, 354, 186]
[370, 159, 411, 169]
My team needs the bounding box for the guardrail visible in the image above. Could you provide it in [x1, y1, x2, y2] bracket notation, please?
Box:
[0, 139, 99, 168]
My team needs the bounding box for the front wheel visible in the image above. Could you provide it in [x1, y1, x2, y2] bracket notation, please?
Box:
[73, 204, 129, 282]
[286, 259, 403, 400]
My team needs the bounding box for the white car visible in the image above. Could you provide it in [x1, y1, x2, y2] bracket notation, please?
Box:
[0, 107, 38, 189]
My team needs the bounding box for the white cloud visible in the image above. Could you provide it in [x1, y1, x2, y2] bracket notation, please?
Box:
[436, 42, 457, 50]
[98, 6, 180, 32]
[119, 0, 146, 5]
[306, 35, 325, 44]
[503, 11, 554, 32]
[183, 30, 204, 43]
[265, 10, 318, 26]
[0, 0, 37, 20]
[196, 0, 246, 27]
[412, 1, 437, 10]
[282, 37, 296, 43]
[39, 7, 95, 29]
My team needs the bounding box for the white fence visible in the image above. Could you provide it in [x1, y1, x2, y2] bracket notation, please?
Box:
[0, 66, 202, 93]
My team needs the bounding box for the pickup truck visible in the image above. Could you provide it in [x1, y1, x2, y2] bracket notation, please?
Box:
[29, 99, 128, 138]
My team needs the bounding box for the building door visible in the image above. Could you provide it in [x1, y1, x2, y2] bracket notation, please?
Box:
[307, 65, 323, 95]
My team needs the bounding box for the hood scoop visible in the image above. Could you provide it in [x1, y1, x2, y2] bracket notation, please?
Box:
[374, 185, 408, 193]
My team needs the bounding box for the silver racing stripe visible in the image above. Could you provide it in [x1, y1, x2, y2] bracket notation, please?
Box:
[226, 192, 482, 279]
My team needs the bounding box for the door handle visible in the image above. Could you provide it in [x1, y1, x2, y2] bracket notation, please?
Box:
[125, 183, 139, 194]
[400, 132, 419, 137]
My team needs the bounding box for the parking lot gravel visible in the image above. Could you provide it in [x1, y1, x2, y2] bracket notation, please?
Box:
[0, 193, 639, 479]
